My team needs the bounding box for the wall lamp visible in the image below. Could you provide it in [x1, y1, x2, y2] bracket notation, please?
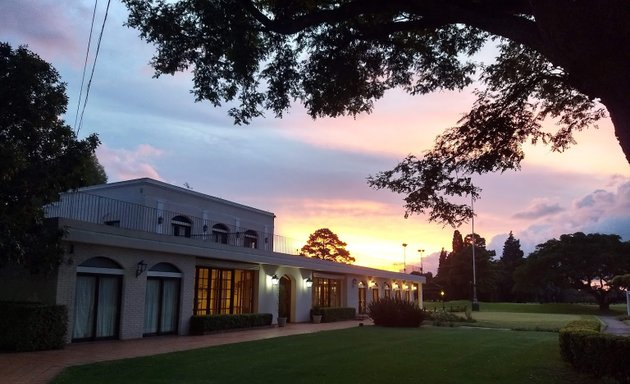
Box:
[403, 284, 410, 291]
[368, 280, 378, 288]
[357, 281, 365, 289]
[271, 274, 279, 286]
[384, 283, 391, 291]
[392, 282, 400, 290]
[412, 284, 418, 291]
[352, 278, 358, 287]
[136, 260, 148, 278]
[305, 277, 313, 288]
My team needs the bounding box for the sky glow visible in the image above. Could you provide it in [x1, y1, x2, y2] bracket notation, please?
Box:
[3, 0, 629, 274]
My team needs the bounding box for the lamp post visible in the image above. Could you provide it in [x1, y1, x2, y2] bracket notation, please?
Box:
[417, 249, 425, 274]
[440, 290, 445, 311]
[471, 195, 480, 311]
[402, 243, 408, 273]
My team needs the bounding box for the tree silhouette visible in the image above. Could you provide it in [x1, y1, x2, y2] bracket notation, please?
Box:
[124, 0, 630, 226]
[300, 228, 355, 264]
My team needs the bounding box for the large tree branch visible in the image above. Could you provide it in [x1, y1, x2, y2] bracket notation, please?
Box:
[237, 0, 543, 53]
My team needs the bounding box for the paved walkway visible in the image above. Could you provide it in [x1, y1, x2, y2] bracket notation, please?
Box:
[0, 320, 366, 384]
[599, 316, 630, 336]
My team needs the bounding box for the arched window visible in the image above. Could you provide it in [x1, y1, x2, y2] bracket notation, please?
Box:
[243, 230, 258, 248]
[212, 223, 229, 244]
[171, 215, 192, 238]
[144, 263, 181, 336]
[73, 257, 123, 341]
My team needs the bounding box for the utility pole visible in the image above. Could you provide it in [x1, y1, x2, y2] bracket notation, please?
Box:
[418, 249, 425, 274]
[402, 243, 408, 273]
[471, 195, 479, 311]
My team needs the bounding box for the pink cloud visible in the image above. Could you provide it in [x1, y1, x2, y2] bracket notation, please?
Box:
[96, 144, 164, 182]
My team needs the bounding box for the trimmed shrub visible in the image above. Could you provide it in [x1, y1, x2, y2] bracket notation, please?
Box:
[368, 298, 426, 327]
[189, 313, 273, 335]
[0, 302, 67, 351]
[430, 310, 473, 327]
[559, 319, 630, 383]
[319, 307, 356, 322]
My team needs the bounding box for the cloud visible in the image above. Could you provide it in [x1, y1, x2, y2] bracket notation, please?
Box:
[512, 200, 565, 219]
[96, 144, 164, 182]
[489, 178, 630, 256]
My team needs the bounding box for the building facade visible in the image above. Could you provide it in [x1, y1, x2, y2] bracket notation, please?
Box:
[1, 178, 424, 342]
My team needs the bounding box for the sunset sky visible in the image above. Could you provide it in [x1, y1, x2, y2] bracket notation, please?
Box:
[3, 0, 630, 273]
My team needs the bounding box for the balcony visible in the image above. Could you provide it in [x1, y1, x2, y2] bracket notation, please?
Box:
[44, 191, 302, 255]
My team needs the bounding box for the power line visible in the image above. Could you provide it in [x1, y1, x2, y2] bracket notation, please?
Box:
[73, 0, 99, 132]
[77, 0, 112, 135]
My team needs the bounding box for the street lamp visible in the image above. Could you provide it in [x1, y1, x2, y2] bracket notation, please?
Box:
[440, 290, 445, 311]
[417, 249, 425, 274]
[402, 243, 408, 273]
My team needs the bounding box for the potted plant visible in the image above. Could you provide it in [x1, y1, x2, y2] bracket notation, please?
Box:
[311, 306, 323, 324]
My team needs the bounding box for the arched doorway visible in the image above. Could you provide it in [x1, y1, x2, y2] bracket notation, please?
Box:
[73, 257, 123, 341]
[144, 263, 182, 336]
[278, 275, 291, 322]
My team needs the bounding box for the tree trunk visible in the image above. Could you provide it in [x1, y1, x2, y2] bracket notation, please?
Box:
[603, 96, 630, 165]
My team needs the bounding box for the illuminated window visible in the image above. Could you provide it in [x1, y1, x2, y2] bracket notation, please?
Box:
[358, 287, 367, 314]
[194, 267, 255, 315]
[312, 277, 341, 307]
[372, 288, 379, 302]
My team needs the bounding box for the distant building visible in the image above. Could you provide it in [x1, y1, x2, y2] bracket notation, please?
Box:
[1, 178, 424, 342]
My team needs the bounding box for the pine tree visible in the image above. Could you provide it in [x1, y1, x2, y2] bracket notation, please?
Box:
[498, 231, 525, 301]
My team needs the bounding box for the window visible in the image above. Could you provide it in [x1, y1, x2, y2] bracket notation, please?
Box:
[372, 288, 379, 302]
[144, 263, 181, 336]
[171, 215, 192, 237]
[212, 224, 229, 244]
[312, 277, 341, 307]
[194, 267, 255, 315]
[405, 290, 411, 302]
[243, 230, 258, 248]
[358, 287, 367, 314]
[395, 290, 402, 300]
[73, 257, 122, 342]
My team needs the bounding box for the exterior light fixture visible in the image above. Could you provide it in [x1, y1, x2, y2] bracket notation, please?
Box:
[358, 281, 365, 289]
[136, 260, 148, 278]
[412, 284, 418, 291]
[271, 274, 279, 285]
[392, 282, 400, 290]
[403, 284, 410, 291]
[368, 280, 377, 288]
[202, 224, 208, 232]
[352, 278, 358, 287]
[384, 283, 391, 291]
[305, 277, 313, 288]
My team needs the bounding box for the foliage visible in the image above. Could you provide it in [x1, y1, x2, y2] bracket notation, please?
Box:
[0, 302, 67, 351]
[368, 297, 426, 327]
[0, 43, 102, 272]
[316, 307, 356, 323]
[299, 228, 355, 264]
[496, 231, 525, 302]
[52, 327, 597, 384]
[514, 232, 630, 311]
[612, 274, 630, 289]
[559, 319, 630, 383]
[189, 313, 273, 335]
[435, 231, 498, 300]
[123, 0, 630, 227]
[429, 310, 473, 327]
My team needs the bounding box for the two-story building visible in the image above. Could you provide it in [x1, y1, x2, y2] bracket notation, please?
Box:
[2, 178, 424, 342]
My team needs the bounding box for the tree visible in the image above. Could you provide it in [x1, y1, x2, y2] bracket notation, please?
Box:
[300, 228, 355, 264]
[496, 231, 524, 301]
[452, 230, 464, 253]
[0, 43, 101, 272]
[514, 232, 630, 311]
[123, 0, 630, 226]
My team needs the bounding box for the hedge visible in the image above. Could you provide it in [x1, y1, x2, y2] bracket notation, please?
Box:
[368, 298, 426, 327]
[316, 307, 356, 322]
[189, 313, 273, 335]
[559, 319, 630, 383]
[0, 302, 67, 351]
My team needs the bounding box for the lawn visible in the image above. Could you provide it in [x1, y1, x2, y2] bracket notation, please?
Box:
[424, 300, 624, 316]
[52, 326, 603, 384]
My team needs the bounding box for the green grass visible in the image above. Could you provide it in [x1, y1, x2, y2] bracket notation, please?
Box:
[52, 326, 603, 384]
[467, 312, 594, 332]
[424, 300, 624, 315]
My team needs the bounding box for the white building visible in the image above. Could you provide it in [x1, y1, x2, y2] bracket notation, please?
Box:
[3, 178, 424, 342]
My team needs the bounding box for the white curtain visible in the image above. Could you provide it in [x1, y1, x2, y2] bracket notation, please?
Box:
[160, 280, 179, 333]
[144, 279, 160, 334]
[73, 276, 96, 339]
[96, 276, 120, 338]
